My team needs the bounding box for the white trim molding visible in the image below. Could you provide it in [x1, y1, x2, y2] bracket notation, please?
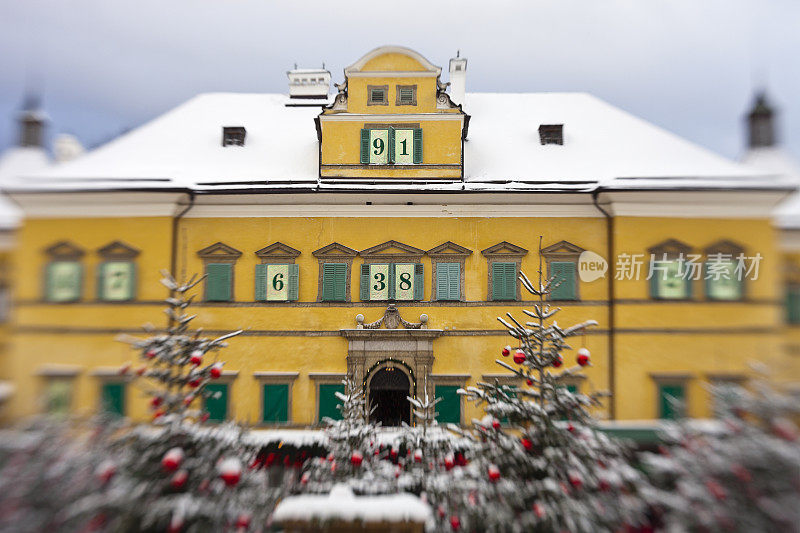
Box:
[8, 192, 190, 218]
[597, 190, 791, 218]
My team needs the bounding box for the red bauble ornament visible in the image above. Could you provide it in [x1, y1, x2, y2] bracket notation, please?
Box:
[491, 418, 501, 430]
[501, 346, 511, 357]
[350, 451, 363, 467]
[576, 347, 590, 366]
[96, 460, 116, 484]
[444, 454, 455, 471]
[162, 448, 184, 472]
[300, 472, 309, 485]
[189, 351, 203, 366]
[521, 438, 533, 451]
[569, 472, 583, 489]
[526, 379, 533, 386]
[488, 464, 501, 482]
[533, 503, 545, 518]
[438, 506, 446, 519]
[326, 452, 335, 462]
[219, 458, 242, 487]
[152, 410, 164, 420]
[136, 366, 146, 376]
[450, 516, 461, 531]
[150, 396, 163, 408]
[413, 449, 423, 463]
[199, 412, 210, 423]
[145, 349, 156, 359]
[567, 423, 575, 433]
[235, 514, 251, 529]
[513, 350, 526, 364]
[171, 469, 188, 490]
[552, 356, 563, 368]
[210, 363, 223, 379]
[188, 378, 201, 388]
[598, 478, 611, 492]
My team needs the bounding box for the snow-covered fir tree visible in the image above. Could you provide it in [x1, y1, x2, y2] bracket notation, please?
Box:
[643, 375, 800, 532]
[300, 376, 396, 496]
[438, 238, 653, 533]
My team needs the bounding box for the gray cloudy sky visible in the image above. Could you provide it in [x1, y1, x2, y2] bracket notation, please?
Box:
[0, 0, 797, 162]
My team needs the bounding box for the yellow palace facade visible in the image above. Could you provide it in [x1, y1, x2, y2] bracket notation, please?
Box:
[2, 46, 797, 427]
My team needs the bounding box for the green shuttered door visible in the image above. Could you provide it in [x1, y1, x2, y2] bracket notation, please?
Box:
[323, 263, 347, 301]
[101, 382, 125, 416]
[263, 384, 289, 423]
[550, 261, 577, 300]
[435, 385, 461, 425]
[318, 383, 344, 422]
[206, 263, 232, 302]
[205, 383, 228, 422]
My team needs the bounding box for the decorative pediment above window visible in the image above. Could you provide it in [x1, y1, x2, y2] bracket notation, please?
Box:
[480, 241, 528, 258]
[197, 242, 242, 261]
[255, 242, 301, 264]
[44, 241, 85, 260]
[540, 240, 585, 261]
[427, 241, 472, 259]
[704, 240, 744, 257]
[648, 239, 692, 259]
[312, 242, 358, 258]
[97, 240, 140, 260]
[360, 240, 425, 263]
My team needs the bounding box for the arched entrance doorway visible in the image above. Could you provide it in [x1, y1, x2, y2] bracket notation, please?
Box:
[368, 366, 411, 426]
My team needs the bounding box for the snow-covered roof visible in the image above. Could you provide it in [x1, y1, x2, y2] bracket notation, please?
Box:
[741, 147, 800, 228]
[0, 146, 50, 228]
[10, 92, 783, 194]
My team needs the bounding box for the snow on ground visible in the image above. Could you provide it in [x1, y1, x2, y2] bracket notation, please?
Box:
[273, 483, 432, 524]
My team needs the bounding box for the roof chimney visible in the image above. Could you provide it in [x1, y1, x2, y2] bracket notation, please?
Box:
[287, 66, 331, 103]
[747, 92, 776, 149]
[16, 93, 48, 148]
[448, 51, 467, 105]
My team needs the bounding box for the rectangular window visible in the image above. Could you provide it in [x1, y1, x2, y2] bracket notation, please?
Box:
[321, 263, 347, 302]
[204, 383, 228, 422]
[491, 262, 517, 301]
[650, 260, 690, 300]
[97, 261, 135, 301]
[368, 86, 387, 105]
[255, 264, 299, 302]
[394, 263, 415, 301]
[361, 263, 423, 301]
[434, 385, 461, 425]
[45, 378, 73, 415]
[436, 262, 461, 301]
[262, 383, 289, 423]
[658, 383, 685, 420]
[705, 260, 742, 300]
[360, 128, 422, 165]
[46, 261, 82, 302]
[550, 261, 577, 300]
[205, 263, 233, 302]
[100, 382, 125, 416]
[318, 383, 344, 422]
[786, 286, 800, 324]
[396, 85, 416, 105]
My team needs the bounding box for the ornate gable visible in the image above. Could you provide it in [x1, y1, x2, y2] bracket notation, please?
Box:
[704, 239, 744, 256]
[196, 242, 242, 261]
[255, 242, 301, 263]
[312, 242, 358, 258]
[44, 241, 85, 259]
[648, 239, 692, 258]
[481, 241, 528, 258]
[540, 240, 585, 261]
[97, 240, 140, 260]
[427, 241, 472, 258]
[360, 240, 424, 263]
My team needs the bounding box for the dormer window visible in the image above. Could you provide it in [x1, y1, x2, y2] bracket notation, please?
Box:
[222, 126, 246, 147]
[539, 124, 563, 145]
[396, 85, 417, 106]
[368, 85, 388, 106]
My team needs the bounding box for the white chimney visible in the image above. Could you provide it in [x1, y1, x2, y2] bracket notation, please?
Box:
[53, 134, 84, 163]
[287, 66, 331, 101]
[448, 52, 467, 105]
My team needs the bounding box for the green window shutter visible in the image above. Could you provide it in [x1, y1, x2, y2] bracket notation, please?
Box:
[787, 288, 800, 324]
[205, 263, 232, 302]
[255, 264, 267, 301]
[204, 383, 228, 422]
[448, 263, 461, 300]
[360, 263, 370, 301]
[388, 127, 395, 164]
[334, 263, 347, 301]
[263, 383, 289, 423]
[360, 129, 370, 164]
[129, 263, 137, 300]
[318, 383, 345, 422]
[435, 385, 461, 425]
[101, 382, 125, 416]
[685, 262, 693, 299]
[413, 128, 423, 164]
[491, 262, 506, 301]
[659, 384, 685, 420]
[649, 263, 660, 298]
[96, 262, 106, 300]
[388, 263, 396, 300]
[550, 261, 577, 300]
[436, 263, 451, 301]
[287, 264, 299, 301]
[322, 263, 335, 302]
[414, 263, 424, 300]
